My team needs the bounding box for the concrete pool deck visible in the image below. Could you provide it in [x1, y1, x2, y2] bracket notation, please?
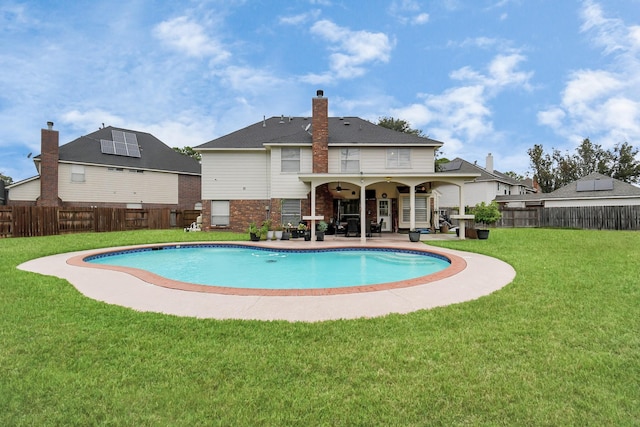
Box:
[18, 234, 515, 322]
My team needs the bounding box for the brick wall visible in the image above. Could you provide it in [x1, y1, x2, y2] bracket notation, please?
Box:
[37, 124, 62, 207]
[312, 91, 328, 173]
[178, 174, 201, 209]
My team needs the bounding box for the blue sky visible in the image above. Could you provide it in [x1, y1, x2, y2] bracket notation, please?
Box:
[1, 0, 639, 182]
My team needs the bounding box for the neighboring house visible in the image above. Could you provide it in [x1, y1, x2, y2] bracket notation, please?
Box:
[496, 172, 640, 208]
[7, 123, 201, 209]
[438, 155, 535, 211]
[195, 90, 479, 241]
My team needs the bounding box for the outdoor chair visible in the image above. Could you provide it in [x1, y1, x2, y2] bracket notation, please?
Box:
[345, 218, 359, 237]
[370, 218, 383, 237]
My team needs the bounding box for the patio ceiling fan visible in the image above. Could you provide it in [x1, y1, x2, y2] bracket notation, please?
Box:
[330, 182, 351, 193]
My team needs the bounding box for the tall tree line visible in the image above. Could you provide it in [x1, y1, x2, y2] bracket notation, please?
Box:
[528, 139, 640, 193]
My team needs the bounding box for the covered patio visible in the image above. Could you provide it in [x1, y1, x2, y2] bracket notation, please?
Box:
[298, 172, 479, 242]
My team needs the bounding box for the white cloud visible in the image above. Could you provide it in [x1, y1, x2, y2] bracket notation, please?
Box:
[305, 20, 394, 81]
[279, 10, 321, 25]
[538, 1, 640, 149]
[561, 69, 623, 108]
[389, 1, 429, 25]
[153, 16, 231, 62]
[390, 50, 532, 164]
[413, 13, 430, 25]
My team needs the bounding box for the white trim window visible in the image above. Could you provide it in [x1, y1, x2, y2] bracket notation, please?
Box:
[281, 148, 300, 172]
[71, 165, 85, 182]
[386, 148, 411, 168]
[341, 148, 360, 173]
[281, 199, 301, 227]
[401, 196, 429, 222]
[211, 201, 230, 226]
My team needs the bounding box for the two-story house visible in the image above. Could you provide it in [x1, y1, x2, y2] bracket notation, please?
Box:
[7, 123, 201, 209]
[437, 155, 535, 214]
[196, 90, 478, 241]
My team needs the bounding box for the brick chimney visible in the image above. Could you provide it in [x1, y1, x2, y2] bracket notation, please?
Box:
[312, 89, 329, 173]
[37, 121, 62, 207]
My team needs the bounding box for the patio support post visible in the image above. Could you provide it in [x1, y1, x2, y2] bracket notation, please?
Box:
[409, 185, 416, 231]
[359, 183, 367, 243]
[458, 185, 466, 240]
[310, 184, 317, 240]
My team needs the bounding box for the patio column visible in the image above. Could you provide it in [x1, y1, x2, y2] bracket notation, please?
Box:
[359, 183, 366, 243]
[310, 184, 317, 240]
[409, 185, 416, 231]
[458, 185, 466, 240]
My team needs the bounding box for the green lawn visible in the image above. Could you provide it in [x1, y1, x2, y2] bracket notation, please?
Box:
[1, 229, 638, 426]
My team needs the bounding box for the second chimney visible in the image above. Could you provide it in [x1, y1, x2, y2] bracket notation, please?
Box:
[36, 121, 62, 207]
[486, 153, 494, 174]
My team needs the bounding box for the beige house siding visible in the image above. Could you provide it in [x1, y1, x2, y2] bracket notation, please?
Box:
[7, 179, 40, 201]
[270, 147, 311, 199]
[58, 163, 178, 204]
[201, 151, 269, 200]
[327, 147, 435, 174]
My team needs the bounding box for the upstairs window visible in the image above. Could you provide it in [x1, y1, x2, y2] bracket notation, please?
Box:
[71, 165, 85, 182]
[281, 148, 300, 172]
[341, 148, 360, 173]
[386, 148, 411, 168]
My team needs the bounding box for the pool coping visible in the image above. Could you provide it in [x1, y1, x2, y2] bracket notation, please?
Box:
[68, 243, 467, 296]
[17, 239, 516, 322]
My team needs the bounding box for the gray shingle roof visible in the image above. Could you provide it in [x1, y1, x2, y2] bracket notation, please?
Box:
[440, 157, 526, 186]
[545, 172, 640, 198]
[196, 116, 443, 149]
[35, 126, 201, 175]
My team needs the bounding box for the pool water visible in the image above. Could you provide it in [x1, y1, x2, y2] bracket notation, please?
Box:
[86, 245, 451, 290]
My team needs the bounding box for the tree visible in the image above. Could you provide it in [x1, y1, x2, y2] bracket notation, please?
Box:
[173, 146, 201, 161]
[504, 171, 526, 181]
[610, 142, 640, 184]
[528, 139, 640, 192]
[377, 117, 424, 136]
[0, 172, 13, 185]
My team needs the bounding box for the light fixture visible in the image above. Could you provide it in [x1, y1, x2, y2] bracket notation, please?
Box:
[385, 176, 392, 183]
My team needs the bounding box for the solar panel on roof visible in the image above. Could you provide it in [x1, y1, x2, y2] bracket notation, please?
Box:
[576, 178, 614, 192]
[99, 130, 141, 158]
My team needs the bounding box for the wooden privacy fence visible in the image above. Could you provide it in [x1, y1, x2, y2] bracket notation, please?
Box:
[497, 207, 542, 228]
[495, 205, 640, 230]
[541, 205, 640, 230]
[0, 207, 195, 238]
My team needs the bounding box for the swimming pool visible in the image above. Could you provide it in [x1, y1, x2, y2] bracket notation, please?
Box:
[83, 244, 454, 295]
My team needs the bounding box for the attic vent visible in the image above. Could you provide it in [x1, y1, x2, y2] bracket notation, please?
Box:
[576, 178, 614, 192]
[344, 121, 350, 125]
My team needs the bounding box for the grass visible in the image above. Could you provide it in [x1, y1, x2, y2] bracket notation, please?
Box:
[1, 228, 638, 426]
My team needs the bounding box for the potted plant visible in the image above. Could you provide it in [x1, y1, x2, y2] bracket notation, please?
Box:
[248, 222, 261, 241]
[262, 220, 274, 241]
[316, 221, 328, 241]
[274, 223, 283, 240]
[281, 223, 292, 240]
[473, 201, 502, 240]
[408, 229, 421, 242]
[297, 222, 310, 241]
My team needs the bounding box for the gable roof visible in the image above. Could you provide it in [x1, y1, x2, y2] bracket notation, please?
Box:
[196, 116, 443, 150]
[440, 157, 530, 188]
[34, 126, 201, 175]
[545, 172, 640, 199]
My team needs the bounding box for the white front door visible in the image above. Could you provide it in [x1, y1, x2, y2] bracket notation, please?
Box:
[377, 199, 391, 232]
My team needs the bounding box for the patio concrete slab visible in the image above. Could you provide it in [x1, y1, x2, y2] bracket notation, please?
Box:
[17, 235, 515, 322]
